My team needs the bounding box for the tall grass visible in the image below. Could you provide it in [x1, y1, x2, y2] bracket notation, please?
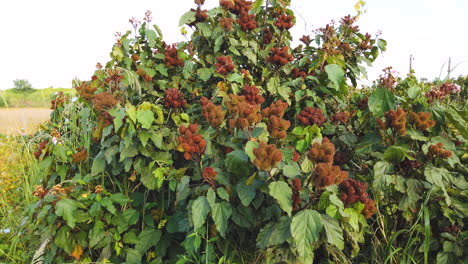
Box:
[0, 135, 41, 263]
[0, 88, 75, 108]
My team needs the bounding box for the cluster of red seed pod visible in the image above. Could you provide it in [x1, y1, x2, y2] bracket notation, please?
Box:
[178, 124, 206, 160]
[226, 94, 262, 130]
[50, 91, 68, 110]
[219, 17, 233, 31]
[32, 185, 48, 199]
[297, 107, 327, 127]
[267, 116, 291, 139]
[164, 43, 184, 67]
[399, 159, 422, 172]
[75, 81, 97, 101]
[72, 148, 88, 163]
[409, 112, 436, 130]
[291, 68, 307, 78]
[357, 97, 368, 110]
[274, 14, 294, 30]
[34, 141, 48, 160]
[200, 97, 225, 128]
[93, 92, 118, 113]
[427, 143, 452, 159]
[425, 83, 461, 103]
[215, 56, 235, 75]
[379, 67, 397, 91]
[307, 138, 335, 164]
[252, 141, 283, 171]
[330, 111, 349, 124]
[267, 46, 293, 66]
[164, 88, 187, 108]
[441, 225, 459, 234]
[136, 67, 152, 82]
[339, 178, 376, 218]
[131, 54, 140, 62]
[262, 28, 273, 45]
[312, 163, 348, 189]
[202, 167, 217, 188]
[377, 108, 407, 136]
[239, 85, 265, 105]
[360, 33, 373, 50]
[261, 100, 288, 118]
[291, 177, 302, 211]
[300, 35, 311, 45]
[236, 11, 257, 31]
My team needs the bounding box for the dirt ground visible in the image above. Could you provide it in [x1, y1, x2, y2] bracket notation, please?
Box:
[0, 108, 51, 135]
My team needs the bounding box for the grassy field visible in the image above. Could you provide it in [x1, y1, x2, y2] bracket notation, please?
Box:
[0, 88, 75, 108]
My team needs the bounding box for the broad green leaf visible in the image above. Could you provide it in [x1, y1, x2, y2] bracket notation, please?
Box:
[56, 198, 79, 228]
[179, 10, 196, 26]
[325, 64, 344, 90]
[256, 216, 291, 249]
[267, 76, 280, 95]
[244, 141, 259, 162]
[126, 103, 137, 123]
[217, 187, 230, 201]
[251, 0, 264, 13]
[145, 29, 158, 48]
[236, 182, 256, 207]
[407, 85, 421, 99]
[110, 193, 131, 205]
[155, 64, 168, 76]
[91, 151, 106, 176]
[278, 86, 292, 105]
[112, 46, 124, 62]
[153, 167, 168, 189]
[135, 229, 161, 253]
[192, 196, 211, 230]
[445, 106, 468, 140]
[225, 150, 251, 177]
[283, 164, 301, 178]
[384, 145, 409, 162]
[100, 197, 116, 215]
[244, 49, 257, 64]
[207, 188, 216, 206]
[211, 202, 232, 237]
[197, 68, 212, 81]
[89, 220, 105, 247]
[321, 215, 344, 250]
[269, 182, 293, 216]
[291, 210, 323, 262]
[424, 166, 451, 206]
[368, 88, 396, 117]
[136, 109, 154, 129]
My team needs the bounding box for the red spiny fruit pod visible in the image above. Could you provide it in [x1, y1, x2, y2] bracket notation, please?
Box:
[34, 141, 49, 160]
[188, 7, 208, 26]
[178, 124, 206, 160]
[239, 84, 265, 105]
[296, 107, 327, 127]
[72, 149, 88, 163]
[312, 163, 347, 189]
[219, 17, 233, 31]
[226, 94, 262, 130]
[236, 10, 257, 31]
[262, 100, 288, 119]
[330, 111, 350, 124]
[93, 92, 118, 113]
[383, 108, 407, 136]
[307, 138, 335, 164]
[409, 111, 436, 130]
[215, 56, 235, 75]
[200, 97, 225, 128]
[164, 44, 184, 67]
[357, 97, 368, 110]
[267, 46, 293, 66]
[252, 141, 283, 171]
[274, 14, 294, 30]
[291, 68, 307, 78]
[164, 88, 187, 108]
[267, 115, 290, 139]
[75, 81, 97, 101]
[339, 178, 369, 205]
[202, 167, 217, 188]
[291, 178, 302, 211]
[50, 91, 68, 110]
[427, 142, 452, 159]
[362, 199, 377, 219]
[262, 28, 273, 45]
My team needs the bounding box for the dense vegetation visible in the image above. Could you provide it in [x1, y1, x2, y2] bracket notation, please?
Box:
[1, 0, 466, 263]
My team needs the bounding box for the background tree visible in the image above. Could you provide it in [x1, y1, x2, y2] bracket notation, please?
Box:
[13, 79, 33, 91]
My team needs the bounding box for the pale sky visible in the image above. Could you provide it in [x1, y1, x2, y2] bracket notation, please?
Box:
[0, 0, 467, 89]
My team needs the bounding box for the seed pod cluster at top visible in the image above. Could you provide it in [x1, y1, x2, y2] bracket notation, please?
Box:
[164, 88, 187, 108]
[274, 14, 294, 30]
[427, 142, 452, 160]
[220, 0, 257, 31]
[215, 56, 235, 75]
[376, 108, 407, 136]
[226, 94, 262, 130]
[75, 81, 97, 101]
[93, 92, 118, 113]
[312, 163, 348, 189]
[339, 178, 377, 219]
[267, 46, 293, 66]
[307, 137, 335, 164]
[252, 141, 283, 171]
[178, 124, 206, 160]
[72, 148, 88, 163]
[239, 84, 265, 105]
[297, 107, 327, 127]
[164, 44, 184, 67]
[50, 91, 68, 110]
[219, 17, 233, 31]
[200, 97, 225, 128]
[189, 7, 208, 26]
[409, 112, 436, 130]
[202, 167, 217, 188]
[330, 111, 350, 124]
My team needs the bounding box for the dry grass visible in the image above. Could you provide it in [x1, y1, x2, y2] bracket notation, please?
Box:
[0, 108, 51, 135]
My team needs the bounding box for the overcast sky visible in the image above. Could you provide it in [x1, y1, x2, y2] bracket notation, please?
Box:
[0, 0, 467, 89]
